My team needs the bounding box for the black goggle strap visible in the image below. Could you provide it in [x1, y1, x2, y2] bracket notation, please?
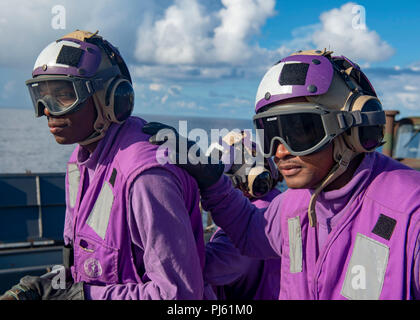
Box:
[83, 65, 121, 96]
[334, 109, 386, 131]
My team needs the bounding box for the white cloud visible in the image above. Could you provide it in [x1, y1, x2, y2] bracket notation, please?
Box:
[277, 2, 395, 63]
[312, 2, 395, 62]
[0, 0, 157, 68]
[368, 72, 420, 115]
[0, 1, 396, 80]
[212, 0, 276, 63]
[1, 0, 411, 119]
[135, 0, 212, 65]
[149, 83, 164, 91]
[147, 83, 183, 105]
[276, 24, 318, 57]
[135, 0, 275, 66]
[404, 85, 418, 92]
[176, 100, 206, 110]
[0, 1, 55, 67]
[394, 92, 419, 109]
[409, 61, 420, 72]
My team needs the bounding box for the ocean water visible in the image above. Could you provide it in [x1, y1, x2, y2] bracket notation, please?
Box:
[0, 108, 253, 174]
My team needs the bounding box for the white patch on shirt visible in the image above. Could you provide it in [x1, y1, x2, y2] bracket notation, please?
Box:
[86, 181, 114, 240]
[288, 216, 303, 273]
[67, 163, 80, 208]
[341, 233, 389, 300]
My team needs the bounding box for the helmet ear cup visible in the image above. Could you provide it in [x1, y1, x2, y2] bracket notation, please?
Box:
[104, 77, 134, 123]
[247, 166, 273, 198]
[343, 96, 384, 153]
[113, 81, 134, 122]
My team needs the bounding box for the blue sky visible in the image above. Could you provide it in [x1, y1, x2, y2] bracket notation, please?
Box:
[0, 0, 419, 120]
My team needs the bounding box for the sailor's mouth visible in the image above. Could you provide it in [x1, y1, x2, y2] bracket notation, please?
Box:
[48, 121, 69, 134]
[278, 163, 303, 176]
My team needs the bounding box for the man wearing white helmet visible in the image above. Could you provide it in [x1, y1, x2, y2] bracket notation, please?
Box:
[143, 49, 420, 299]
[0, 30, 206, 300]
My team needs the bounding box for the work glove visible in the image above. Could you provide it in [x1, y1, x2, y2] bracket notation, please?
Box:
[0, 267, 84, 300]
[142, 122, 225, 190]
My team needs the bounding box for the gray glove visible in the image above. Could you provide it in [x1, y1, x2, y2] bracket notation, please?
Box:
[0, 269, 84, 300]
[142, 122, 225, 190]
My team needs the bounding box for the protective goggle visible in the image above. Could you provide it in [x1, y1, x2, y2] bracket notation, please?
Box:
[26, 77, 95, 117]
[253, 103, 385, 157]
[26, 66, 120, 117]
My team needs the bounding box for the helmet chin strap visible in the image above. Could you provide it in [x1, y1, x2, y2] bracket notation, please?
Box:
[307, 135, 358, 227]
[78, 93, 112, 147]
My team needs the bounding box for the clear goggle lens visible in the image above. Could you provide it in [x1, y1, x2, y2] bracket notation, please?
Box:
[27, 79, 80, 116]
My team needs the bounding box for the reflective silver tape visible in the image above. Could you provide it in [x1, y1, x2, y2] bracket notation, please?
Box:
[288, 216, 303, 273]
[86, 181, 114, 240]
[67, 163, 80, 208]
[341, 233, 389, 300]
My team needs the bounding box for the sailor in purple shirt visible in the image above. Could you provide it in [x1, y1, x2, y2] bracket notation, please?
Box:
[0, 30, 205, 300]
[143, 50, 420, 299]
[203, 131, 282, 300]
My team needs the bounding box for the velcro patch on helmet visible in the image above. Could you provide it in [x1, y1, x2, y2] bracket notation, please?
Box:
[279, 63, 309, 85]
[56, 45, 84, 67]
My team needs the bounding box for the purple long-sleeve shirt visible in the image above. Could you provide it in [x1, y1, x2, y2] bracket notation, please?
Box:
[204, 189, 281, 300]
[64, 146, 204, 300]
[201, 153, 420, 298]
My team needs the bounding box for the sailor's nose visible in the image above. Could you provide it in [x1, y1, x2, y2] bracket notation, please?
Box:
[275, 143, 291, 160]
[44, 107, 51, 117]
